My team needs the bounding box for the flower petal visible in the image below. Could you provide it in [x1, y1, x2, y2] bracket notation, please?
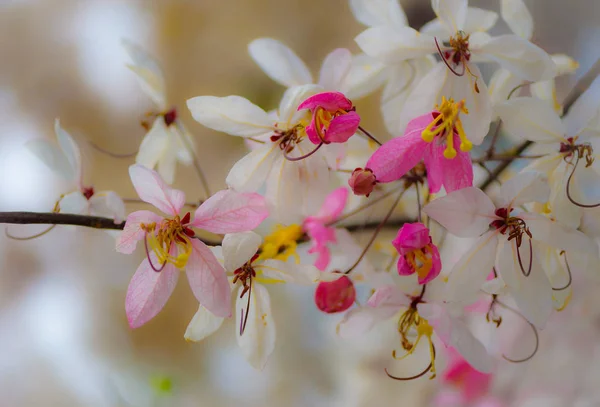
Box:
[337, 306, 394, 339]
[325, 112, 360, 143]
[277, 84, 322, 125]
[122, 39, 167, 109]
[256, 260, 320, 285]
[445, 231, 498, 303]
[310, 187, 349, 223]
[423, 137, 474, 193]
[226, 143, 279, 193]
[186, 240, 232, 318]
[495, 239, 552, 328]
[187, 95, 273, 138]
[342, 53, 388, 100]
[26, 139, 74, 183]
[432, 0, 467, 32]
[192, 189, 268, 234]
[563, 74, 600, 137]
[314, 276, 356, 313]
[462, 7, 499, 33]
[496, 170, 551, 208]
[524, 213, 597, 254]
[355, 26, 435, 64]
[248, 38, 313, 87]
[477, 35, 556, 81]
[116, 210, 164, 254]
[495, 97, 566, 142]
[89, 191, 126, 222]
[59, 191, 88, 215]
[54, 119, 82, 185]
[135, 118, 169, 173]
[236, 283, 275, 370]
[365, 115, 428, 182]
[125, 257, 179, 328]
[184, 305, 225, 342]
[500, 0, 533, 40]
[318, 48, 352, 91]
[349, 0, 408, 27]
[297, 91, 353, 112]
[222, 232, 262, 273]
[129, 164, 185, 216]
[423, 187, 496, 237]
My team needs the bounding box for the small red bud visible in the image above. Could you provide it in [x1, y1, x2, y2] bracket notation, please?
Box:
[348, 168, 377, 197]
[314, 275, 356, 313]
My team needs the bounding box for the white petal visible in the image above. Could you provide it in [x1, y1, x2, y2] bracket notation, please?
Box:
[525, 213, 597, 254]
[318, 48, 352, 91]
[481, 277, 508, 295]
[135, 118, 169, 171]
[26, 139, 74, 182]
[477, 35, 557, 81]
[54, 119, 82, 185]
[500, 0, 533, 40]
[336, 306, 398, 339]
[495, 97, 566, 142]
[488, 68, 523, 107]
[184, 305, 225, 342]
[462, 7, 498, 33]
[445, 231, 498, 303]
[431, 0, 467, 32]
[355, 26, 435, 64]
[530, 80, 562, 114]
[419, 18, 449, 39]
[89, 191, 126, 222]
[563, 74, 600, 137]
[424, 187, 496, 237]
[223, 232, 262, 272]
[122, 39, 167, 109]
[235, 284, 275, 370]
[248, 38, 312, 87]
[495, 239, 552, 328]
[341, 53, 387, 99]
[59, 191, 89, 215]
[349, 0, 408, 27]
[552, 54, 580, 76]
[256, 259, 320, 285]
[156, 139, 178, 185]
[187, 96, 273, 138]
[496, 170, 551, 208]
[226, 143, 279, 193]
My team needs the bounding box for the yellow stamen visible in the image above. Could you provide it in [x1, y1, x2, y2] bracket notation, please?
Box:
[421, 97, 471, 160]
[406, 247, 434, 281]
[141, 217, 193, 269]
[259, 224, 304, 262]
[392, 308, 437, 379]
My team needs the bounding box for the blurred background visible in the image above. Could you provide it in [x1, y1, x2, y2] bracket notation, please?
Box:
[0, 0, 599, 405]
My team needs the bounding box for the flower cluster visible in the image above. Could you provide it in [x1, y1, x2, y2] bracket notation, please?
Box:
[15, 0, 600, 396]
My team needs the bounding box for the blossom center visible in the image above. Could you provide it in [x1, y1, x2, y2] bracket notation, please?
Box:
[141, 212, 195, 269]
[258, 224, 304, 262]
[422, 97, 472, 159]
[82, 186, 95, 200]
[404, 245, 434, 280]
[270, 125, 305, 153]
[141, 108, 178, 130]
[560, 136, 594, 167]
[394, 307, 437, 379]
[489, 208, 531, 248]
[445, 31, 471, 66]
[311, 106, 353, 144]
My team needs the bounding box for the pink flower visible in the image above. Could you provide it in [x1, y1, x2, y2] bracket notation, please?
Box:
[392, 223, 441, 284]
[365, 97, 473, 193]
[116, 165, 269, 328]
[348, 167, 377, 197]
[303, 187, 349, 271]
[297, 91, 360, 145]
[314, 275, 356, 313]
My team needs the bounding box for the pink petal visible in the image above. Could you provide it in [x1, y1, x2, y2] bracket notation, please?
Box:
[366, 285, 410, 309]
[365, 116, 428, 183]
[314, 275, 356, 313]
[305, 115, 322, 145]
[313, 187, 349, 223]
[309, 244, 331, 271]
[297, 91, 353, 112]
[423, 135, 473, 193]
[116, 210, 163, 254]
[325, 111, 360, 143]
[396, 255, 414, 276]
[423, 143, 444, 193]
[191, 189, 268, 234]
[125, 255, 179, 328]
[392, 222, 430, 252]
[129, 164, 186, 216]
[418, 244, 442, 284]
[186, 240, 232, 318]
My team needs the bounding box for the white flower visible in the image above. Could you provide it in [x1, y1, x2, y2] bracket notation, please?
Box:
[423, 172, 597, 328]
[26, 119, 125, 222]
[356, 0, 556, 140]
[187, 85, 331, 224]
[248, 37, 384, 100]
[495, 83, 600, 228]
[122, 40, 195, 184]
[184, 231, 322, 370]
[338, 277, 494, 374]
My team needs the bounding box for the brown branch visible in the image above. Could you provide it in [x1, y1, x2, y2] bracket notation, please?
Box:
[480, 57, 600, 192]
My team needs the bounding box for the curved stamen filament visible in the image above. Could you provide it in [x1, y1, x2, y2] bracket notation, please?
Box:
[144, 233, 167, 272]
[357, 126, 382, 146]
[283, 142, 323, 162]
[516, 239, 533, 277]
[385, 345, 436, 381]
[552, 250, 573, 291]
[434, 37, 465, 77]
[566, 153, 600, 208]
[497, 300, 539, 363]
[88, 140, 137, 158]
[239, 281, 252, 336]
[5, 224, 56, 241]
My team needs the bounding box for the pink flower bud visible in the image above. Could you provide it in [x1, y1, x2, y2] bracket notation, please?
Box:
[348, 168, 377, 197]
[314, 275, 356, 313]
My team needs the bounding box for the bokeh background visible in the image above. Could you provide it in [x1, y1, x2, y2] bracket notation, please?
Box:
[0, 0, 599, 405]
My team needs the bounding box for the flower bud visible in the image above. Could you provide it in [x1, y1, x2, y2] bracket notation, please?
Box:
[314, 275, 355, 313]
[348, 168, 376, 197]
